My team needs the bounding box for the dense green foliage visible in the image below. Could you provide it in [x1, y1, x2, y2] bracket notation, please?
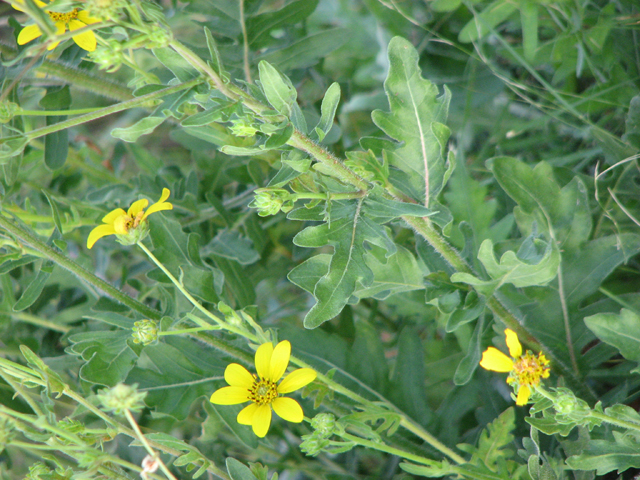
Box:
[1, 0, 640, 478]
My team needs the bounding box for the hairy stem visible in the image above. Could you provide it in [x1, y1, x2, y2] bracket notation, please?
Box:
[0, 215, 161, 320]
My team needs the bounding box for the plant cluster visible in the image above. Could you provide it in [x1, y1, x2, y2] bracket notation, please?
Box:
[0, 0, 639, 479]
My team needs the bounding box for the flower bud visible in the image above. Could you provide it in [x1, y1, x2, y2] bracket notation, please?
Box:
[311, 413, 337, 438]
[132, 320, 158, 346]
[299, 433, 330, 456]
[115, 218, 150, 246]
[229, 118, 259, 137]
[0, 101, 19, 124]
[249, 189, 293, 217]
[0, 418, 15, 454]
[146, 25, 172, 49]
[553, 388, 591, 423]
[89, 40, 125, 72]
[84, 0, 126, 19]
[97, 383, 147, 415]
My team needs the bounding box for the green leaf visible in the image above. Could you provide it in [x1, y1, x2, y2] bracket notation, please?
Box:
[290, 200, 396, 328]
[453, 313, 484, 385]
[566, 438, 640, 475]
[584, 309, 640, 371]
[458, 0, 518, 43]
[13, 260, 54, 312]
[203, 26, 226, 79]
[257, 61, 306, 131]
[40, 86, 71, 170]
[204, 230, 260, 265]
[458, 407, 516, 468]
[314, 82, 340, 142]
[372, 37, 453, 205]
[623, 95, 640, 148]
[0, 136, 29, 163]
[357, 245, 425, 300]
[259, 28, 350, 71]
[111, 116, 166, 143]
[489, 157, 591, 251]
[41, 190, 63, 235]
[387, 327, 433, 425]
[126, 337, 224, 420]
[206, 402, 258, 450]
[521, 0, 539, 62]
[346, 320, 388, 391]
[363, 192, 436, 223]
[454, 237, 560, 289]
[247, 0, 319, 48]
[152, 47, 200, 82]
[226, 458, 259, 480]
[66, 330, 137, 386]
[400, 460, 453, 477]
[258, 61, 297, 116]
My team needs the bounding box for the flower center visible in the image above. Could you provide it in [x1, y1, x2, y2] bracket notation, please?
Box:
[48, 8, 80, 23]
[508, 351, 550, 387]
[248, 378, 278, 406]
[113, 214, 132, 234]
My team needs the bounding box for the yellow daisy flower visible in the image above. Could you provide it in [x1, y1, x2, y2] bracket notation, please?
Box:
[479, 328, 550, 405]
[13, 0, 101, 52]
[87, 188, 173, 249]
[210, 340, 317, 438]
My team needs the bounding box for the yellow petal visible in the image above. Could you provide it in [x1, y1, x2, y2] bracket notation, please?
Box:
[209, 386, 250, 405]
[12, 0, 47, 12]
[251, 404, 272, 438]
[516, 385, 531, 405]
[255, 342, 273, 380]
[77, 10, 102, 24]
[269, 340, 291, 382]
[142, 188, 173, 220]
[17, 24, 42, 45]
[45, 21, 65, 50]
[224, 363, 255, 389]
[277, 368, 317, 394]
[128, 198, 149, 218]
[505, 329, 522, 359]
[479, 347, 514, 373]
[86, 224, 117, 249]
[69, 20, 96, 52]
[102, 208, 126, 224]
[272, 397, 303, 423]
[237, 403, 258, 425]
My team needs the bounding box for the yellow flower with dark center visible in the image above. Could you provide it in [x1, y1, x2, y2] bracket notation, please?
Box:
[87, 188, 173, 249]
[210, 340, 317, 438]
[479, 328, 550, 405]
[12, 0, 101, 52]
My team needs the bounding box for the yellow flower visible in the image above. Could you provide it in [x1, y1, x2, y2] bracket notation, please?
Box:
[13, 0, 101, 52]
[479, 328, 550, 405]
[210, 340, 317, 438]
[87, 188, 173, 249]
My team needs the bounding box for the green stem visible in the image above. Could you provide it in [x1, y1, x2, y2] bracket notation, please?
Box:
[136, 242, 250, 336]
[0, 215, 161, 320]
[36, 60, 134, 101]
[125, 409, 178, 480]
[10, 311, 71, 333]
[159, 327, 212, 336]
[18, 108, 105, 116]
[287, 132, 370, 191]
[292, 192, 366, 201]
[339, 432, 436, 466]
[23, 78, 202, 141]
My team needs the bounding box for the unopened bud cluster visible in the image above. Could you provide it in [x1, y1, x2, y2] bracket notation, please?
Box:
[0, 101, 19, 124]
[300, 413, 338, 456]
[132, 320, 158, 345]
[229, 117, 259, 137]
[250, 189, 294, 217]
[98, 383, 147, 415]
[553, 388, 591, 423]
